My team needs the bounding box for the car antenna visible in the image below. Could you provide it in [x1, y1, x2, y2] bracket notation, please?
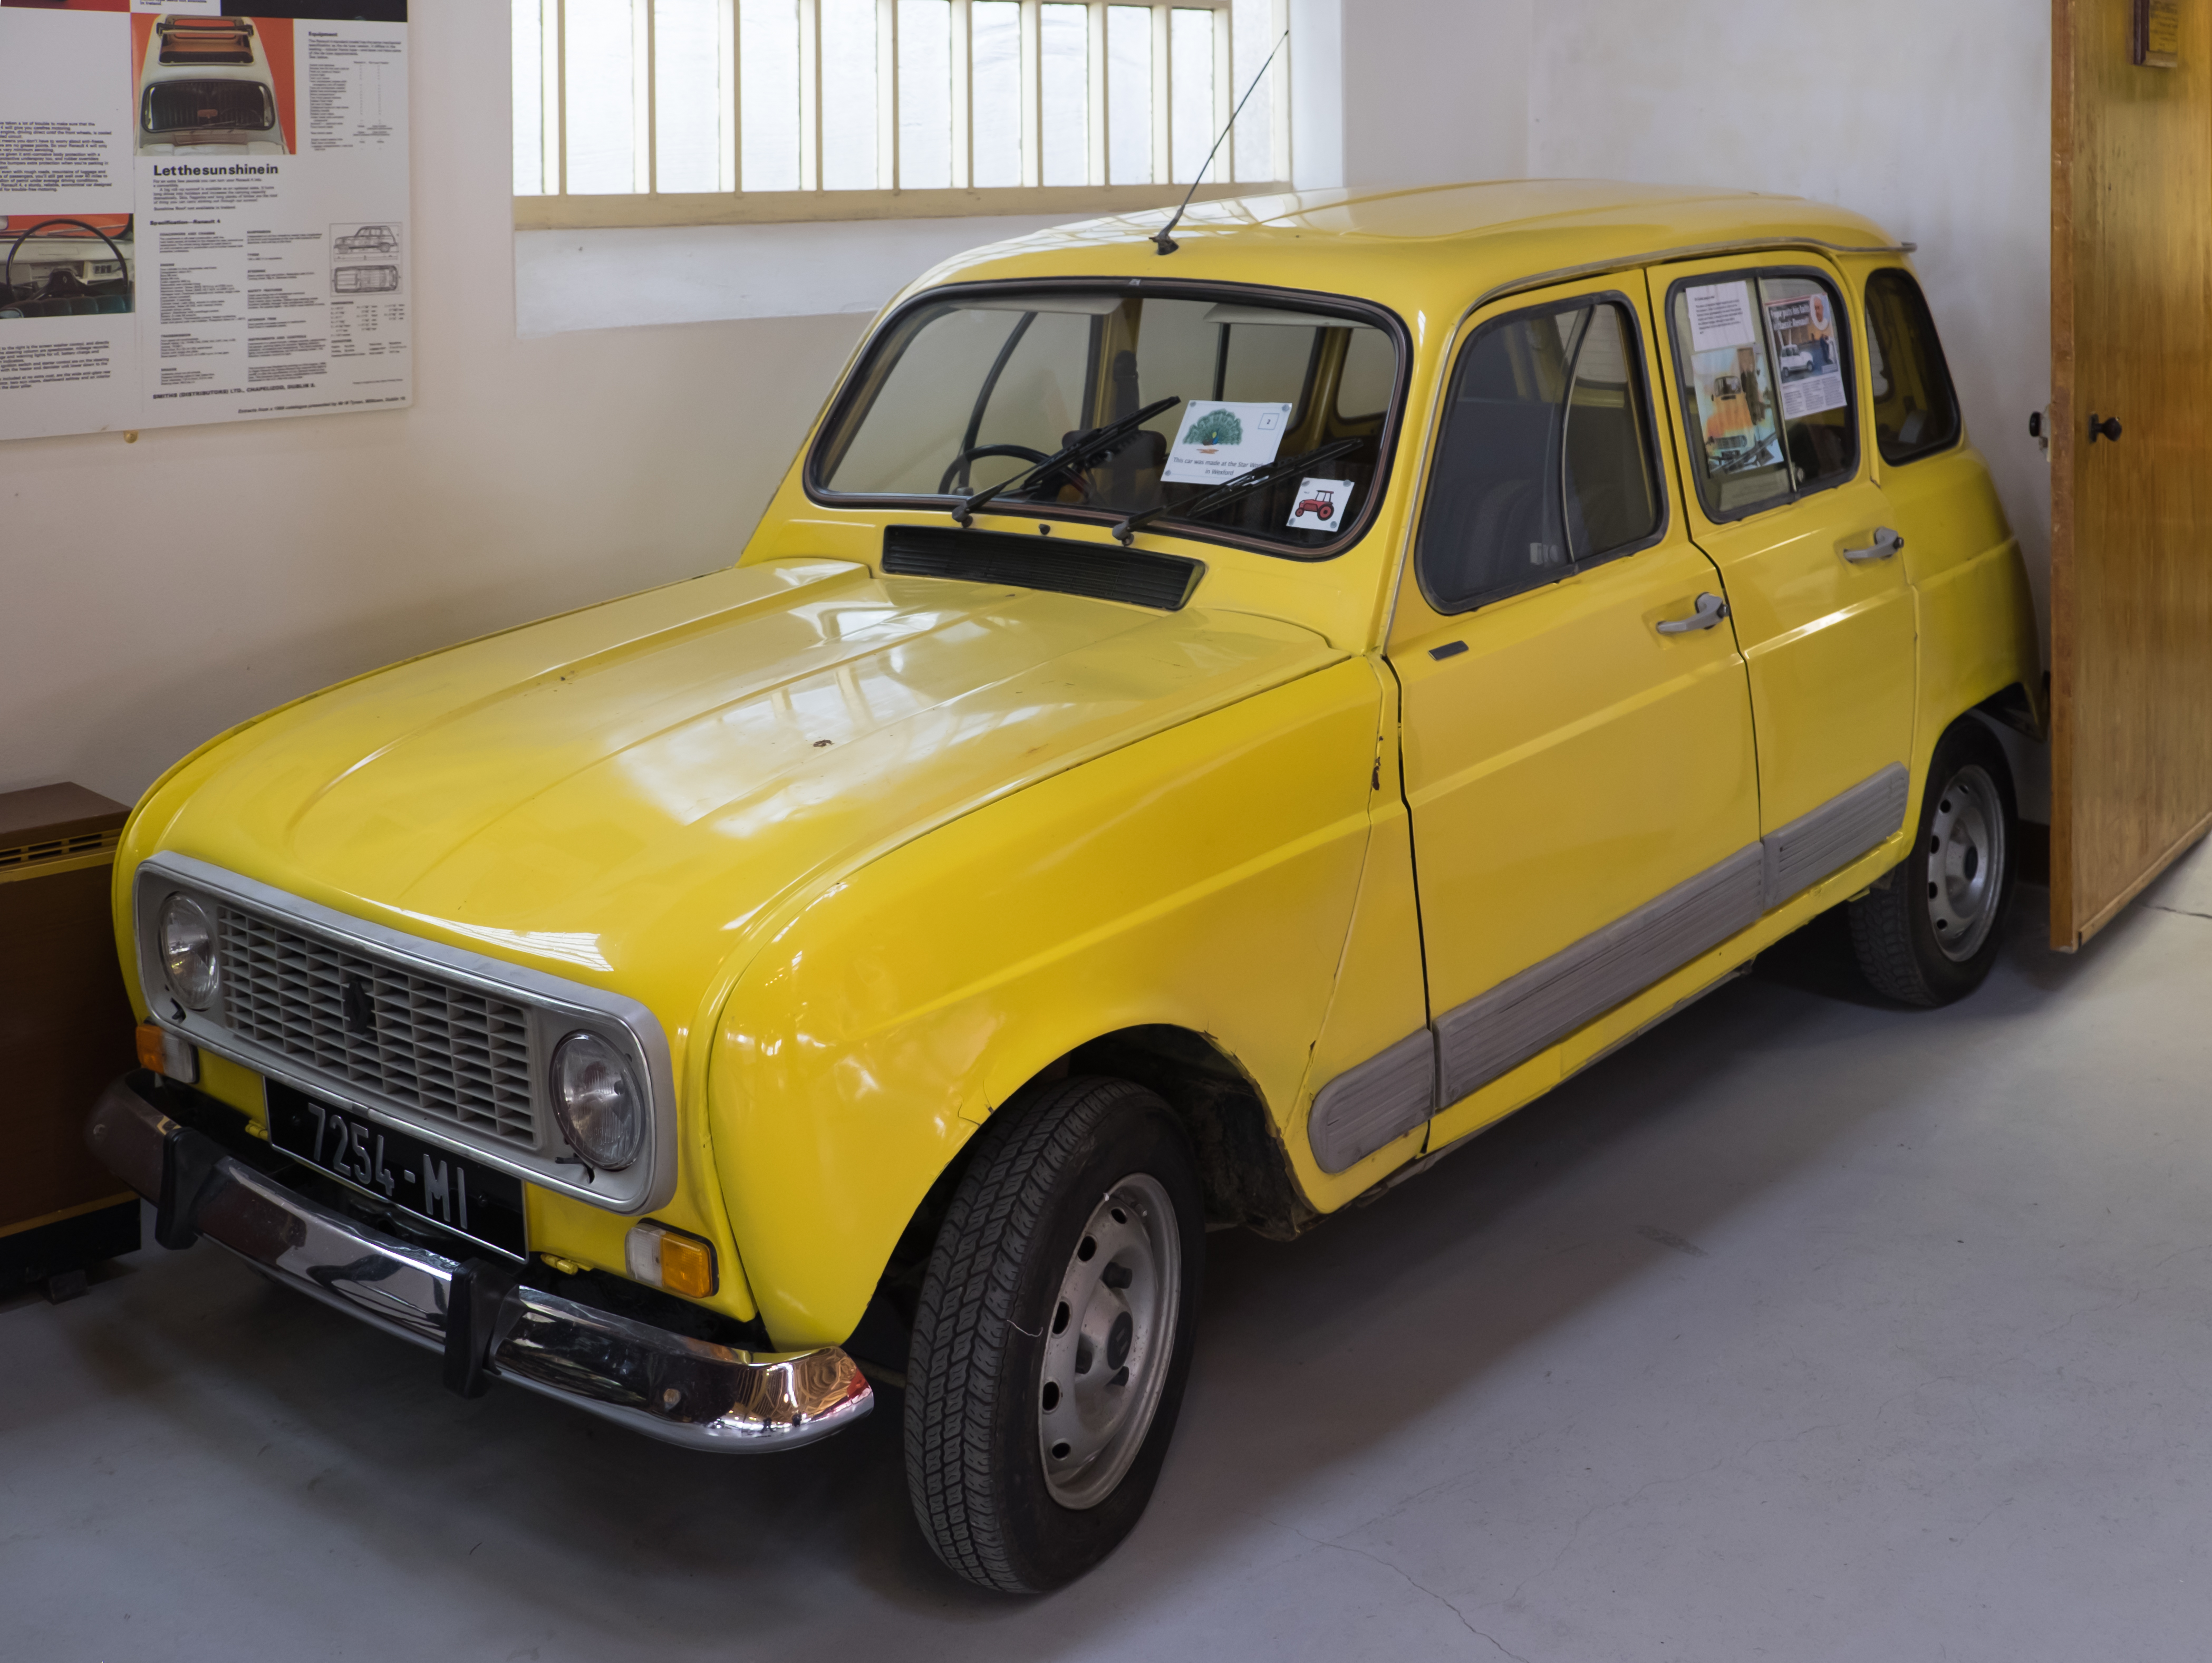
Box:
[1151, 27, 1289, 257]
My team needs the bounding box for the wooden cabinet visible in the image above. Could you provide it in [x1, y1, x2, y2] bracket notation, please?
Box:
[0, 784, 141, 1300]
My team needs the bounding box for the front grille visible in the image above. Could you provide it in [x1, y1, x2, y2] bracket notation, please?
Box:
[143, 82, 274, 133]
[214, 903, 538, 1146]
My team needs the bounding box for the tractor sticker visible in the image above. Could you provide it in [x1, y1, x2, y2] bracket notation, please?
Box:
[1162, 399, 1293, 485]
[1286, 477, 1355, 534]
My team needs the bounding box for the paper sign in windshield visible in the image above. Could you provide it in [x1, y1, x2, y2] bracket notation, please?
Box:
[1764, 292, 1847, 419]
[1286, 477, 1355, 533]
[1162, 400, 1292, 485]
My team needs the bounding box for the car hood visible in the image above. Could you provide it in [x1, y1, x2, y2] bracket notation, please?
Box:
[136, 557, 1343, 1026]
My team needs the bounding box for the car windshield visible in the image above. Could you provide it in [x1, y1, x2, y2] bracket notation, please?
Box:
[813, 286, 1403, 556]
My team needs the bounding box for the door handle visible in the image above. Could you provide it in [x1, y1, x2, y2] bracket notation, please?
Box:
[1655, 592, 1729, 634]
[1842, 527, 1905, 563]
[2089, 412, 2122, 443]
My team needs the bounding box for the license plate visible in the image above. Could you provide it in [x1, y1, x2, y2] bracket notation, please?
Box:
[265, 1081, 527, 1261]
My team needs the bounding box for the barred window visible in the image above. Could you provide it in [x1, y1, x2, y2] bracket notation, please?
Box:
[513, 0, 1289, 227]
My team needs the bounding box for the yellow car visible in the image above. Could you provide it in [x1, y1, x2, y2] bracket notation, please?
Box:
[89, 180, 2041, 1593]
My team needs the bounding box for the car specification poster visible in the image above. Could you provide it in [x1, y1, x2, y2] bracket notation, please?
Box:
[0, 0, 409, 442]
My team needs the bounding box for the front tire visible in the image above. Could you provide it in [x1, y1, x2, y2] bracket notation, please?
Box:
[904, 1076, 1204, 1593]
[1847, 718, 2018, 1006]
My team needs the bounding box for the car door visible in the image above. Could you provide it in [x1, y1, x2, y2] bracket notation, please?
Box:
[1650, 256, 1918, 897]
[1386, 278, 1763, 1145]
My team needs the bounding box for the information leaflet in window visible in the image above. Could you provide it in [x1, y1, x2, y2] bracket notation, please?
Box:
[0, 1, 410, 444]
[1680, 280, 1780, 478]
[1161, 400, 1293, 485]
[1764, 291, 1846, 420]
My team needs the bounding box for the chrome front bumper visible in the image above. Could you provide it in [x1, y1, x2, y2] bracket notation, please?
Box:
[85, 1073, 873, 1452]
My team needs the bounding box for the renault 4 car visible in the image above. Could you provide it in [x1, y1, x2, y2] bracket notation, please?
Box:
[90, 180, 2041, 1593]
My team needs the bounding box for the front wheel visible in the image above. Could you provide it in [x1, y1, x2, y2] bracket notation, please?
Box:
[1847, 717, 2018, 1006]
[903, 1076, 1204, 1593]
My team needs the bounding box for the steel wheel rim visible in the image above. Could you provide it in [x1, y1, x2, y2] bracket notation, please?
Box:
[1037, 1173, 1180, 1510]
[1926, 762, 2004, 962]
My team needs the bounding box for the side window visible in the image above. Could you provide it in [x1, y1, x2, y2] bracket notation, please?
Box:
[1864, 268, 1962, 464]
[1667, 270, 1859, 520]
[1416, 297, 1664, 615]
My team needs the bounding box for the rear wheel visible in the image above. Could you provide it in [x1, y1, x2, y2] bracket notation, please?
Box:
[904, 1076, 1204, 1593]
[1847, 718, 2018, 1006]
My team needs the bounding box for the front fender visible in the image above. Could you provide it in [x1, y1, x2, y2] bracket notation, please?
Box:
[710, 656, 1386, 1346]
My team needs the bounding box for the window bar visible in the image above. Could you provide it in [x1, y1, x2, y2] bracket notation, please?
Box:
[541, 0, 563, 195]
[1019, 0, 1042, 188]
[643, 0, 659, 194]
[727, 0, 742, 192]
[1268, 0, 1289, 182]
[950, 0, 970, 189]
[1159, 0, 1180, 187]
[1221, 1, 1239, 179]
[555, 0, 569, 196]
[800, 0, 822, 190]
[1086, 0, 1106, 186]
[877, 0, 898, 189]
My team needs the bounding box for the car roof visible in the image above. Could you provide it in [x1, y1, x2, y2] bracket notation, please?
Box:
[902, 179, 1904, 324]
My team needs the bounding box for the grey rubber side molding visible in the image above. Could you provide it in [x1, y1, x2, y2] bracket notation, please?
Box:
[1434, 845, 1765, 1105]
[1761, 763, 1909, 908]
[1306, 763, 1914, 1169]
[1308, 1029, 1438, 1175]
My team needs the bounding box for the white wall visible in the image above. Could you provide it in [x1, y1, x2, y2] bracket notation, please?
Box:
[0, 4, 874, 806]
[1527, 0, 2053, 628]
[1339, 0, 1531, 185]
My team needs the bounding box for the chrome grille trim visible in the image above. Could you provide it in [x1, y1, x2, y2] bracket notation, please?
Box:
[214, 904, 539, 1147]
[132, 850, 678, 1216]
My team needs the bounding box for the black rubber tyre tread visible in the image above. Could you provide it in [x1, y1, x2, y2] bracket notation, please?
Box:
[903, 1075, 1195, 1594]
[1847, 719, 2016, 1007]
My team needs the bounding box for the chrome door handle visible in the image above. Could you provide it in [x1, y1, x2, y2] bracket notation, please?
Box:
[1842, 527, 1905, 563]
[1655, 592, 1729, 634]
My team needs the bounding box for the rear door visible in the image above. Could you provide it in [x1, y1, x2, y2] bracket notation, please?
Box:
[1386, 276, 1762, 1147]
[1650, 257, 1918, 890]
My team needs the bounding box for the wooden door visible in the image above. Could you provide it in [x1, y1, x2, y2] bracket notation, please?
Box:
[2052, 0, 2212, 947]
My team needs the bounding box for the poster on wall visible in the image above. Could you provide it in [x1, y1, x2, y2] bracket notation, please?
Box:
[0, 0, 409, 443]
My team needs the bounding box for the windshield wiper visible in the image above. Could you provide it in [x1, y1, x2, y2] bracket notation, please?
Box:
[952, 395, 1183, 527]
[1111, 436, 1362, 545]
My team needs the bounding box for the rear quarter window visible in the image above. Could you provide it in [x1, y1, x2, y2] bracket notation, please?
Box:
[1864, 268, 1963, 465]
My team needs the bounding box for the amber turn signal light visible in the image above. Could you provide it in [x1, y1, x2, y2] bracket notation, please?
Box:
[136, 1021, 198, 1085]
[625, 1221, 717, 1298]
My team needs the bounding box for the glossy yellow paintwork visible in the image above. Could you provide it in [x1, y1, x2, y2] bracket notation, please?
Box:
[114, 181, 2042, 1348]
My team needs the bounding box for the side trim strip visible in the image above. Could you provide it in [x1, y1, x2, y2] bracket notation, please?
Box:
[1761, 763, 1909, 908]
[1308, 766, 1914, 1169]
[1308, 1028, 1437, 1175]
[1434, 845, 1765, 1105]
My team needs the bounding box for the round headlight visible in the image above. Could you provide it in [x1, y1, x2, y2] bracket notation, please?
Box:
[159, 893, 219, 1011]
[550, 1030, 644, 1172]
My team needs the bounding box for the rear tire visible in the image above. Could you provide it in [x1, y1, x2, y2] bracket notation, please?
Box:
[1847, 718, 2018, 1007]
[903, 1076, 1204, 1593]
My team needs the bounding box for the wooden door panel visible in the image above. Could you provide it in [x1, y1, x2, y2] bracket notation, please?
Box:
[2053, 0, 2212, 946]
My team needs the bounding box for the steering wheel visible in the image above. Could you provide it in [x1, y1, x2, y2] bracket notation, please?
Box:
[940, 443, 1051, 497]
[4, 217, 132, 303]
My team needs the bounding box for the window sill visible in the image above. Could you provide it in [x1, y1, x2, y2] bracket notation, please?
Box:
[514, 213, 1101, 336]
[512, 182, 1271, 231]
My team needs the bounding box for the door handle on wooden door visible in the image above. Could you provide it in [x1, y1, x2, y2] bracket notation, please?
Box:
[1843, 528, 1906, 563]
[2089, 412, 2123, 442]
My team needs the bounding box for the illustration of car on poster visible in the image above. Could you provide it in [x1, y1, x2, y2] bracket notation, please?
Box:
[85, 180, 2043, 1598]
[0, 216, 133, 321]
[137, 15, 289, 156]
[334, 225, 399, 257]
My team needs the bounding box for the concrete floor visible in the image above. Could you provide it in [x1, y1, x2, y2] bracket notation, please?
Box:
[12, 846, 2212, 1662]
